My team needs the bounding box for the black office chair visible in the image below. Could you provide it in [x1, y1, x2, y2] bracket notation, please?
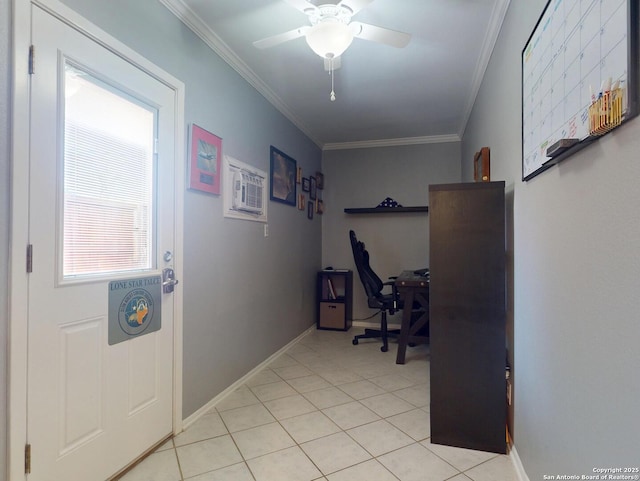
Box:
[349, 230, 402, 352]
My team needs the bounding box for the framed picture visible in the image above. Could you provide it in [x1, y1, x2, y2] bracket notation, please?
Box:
[307, 199, 314, 219]
[316, 172, 324, 189]
[302, 177, 310, 192]
[315, 199, 324, 214]
[270, 146, 297, 206]
[309, 176, 317, 201]
[298, 194, 305, 210]
[296, 166, 303, 184]
[189, 124, 222, 195]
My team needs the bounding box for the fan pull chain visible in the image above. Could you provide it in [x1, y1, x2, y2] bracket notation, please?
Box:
[329, 57, 336, 102]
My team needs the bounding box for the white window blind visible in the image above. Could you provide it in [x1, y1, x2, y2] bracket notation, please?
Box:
[63, 63, 156, 278]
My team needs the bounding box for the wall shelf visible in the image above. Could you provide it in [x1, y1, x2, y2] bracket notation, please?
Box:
[344, 206, 428, 214]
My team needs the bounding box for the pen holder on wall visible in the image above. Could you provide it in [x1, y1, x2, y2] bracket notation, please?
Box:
[589, 87, 624, 136]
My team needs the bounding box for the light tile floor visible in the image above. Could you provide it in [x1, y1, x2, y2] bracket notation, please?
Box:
[120, 329, 519, 481]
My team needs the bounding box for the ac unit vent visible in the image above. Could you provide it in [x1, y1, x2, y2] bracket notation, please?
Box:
[233, 169, 263, 214]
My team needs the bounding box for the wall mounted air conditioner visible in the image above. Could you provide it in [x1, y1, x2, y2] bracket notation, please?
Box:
[232, 169, 264, 214]
[223, 155, 267, 223]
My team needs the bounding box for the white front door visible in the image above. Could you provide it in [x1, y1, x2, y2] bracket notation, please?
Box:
[27, 6, 178, 480]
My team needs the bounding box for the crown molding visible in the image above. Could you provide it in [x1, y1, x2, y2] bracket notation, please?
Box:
[322, 134, 461, 151]
[158, 0, 323, 148]
[159, 0, 502, 152]
[458, 0, 511, 138]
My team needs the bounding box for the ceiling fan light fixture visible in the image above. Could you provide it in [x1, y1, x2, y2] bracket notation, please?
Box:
[305, 21, 354, 59]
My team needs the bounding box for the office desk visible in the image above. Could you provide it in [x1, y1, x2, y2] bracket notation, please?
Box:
[394, 270, 429, 364]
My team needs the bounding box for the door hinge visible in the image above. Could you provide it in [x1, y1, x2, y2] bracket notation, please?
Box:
[25, 444, 31, 474]
[26, 244, 33, 273]
[28, 45, 35, 75]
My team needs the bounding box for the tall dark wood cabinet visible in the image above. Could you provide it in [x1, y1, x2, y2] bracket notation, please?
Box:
[429, 181, 506, 454]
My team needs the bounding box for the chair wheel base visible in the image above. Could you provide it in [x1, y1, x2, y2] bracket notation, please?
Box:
[381, 345, 388, 352]
[352, 339, 358, 345]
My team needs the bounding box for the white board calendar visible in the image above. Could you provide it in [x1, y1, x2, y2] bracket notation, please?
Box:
[522, 0, 637, 180]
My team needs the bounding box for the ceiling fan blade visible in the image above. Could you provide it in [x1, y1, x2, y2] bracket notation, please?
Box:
[324, 56, 342, 71]
[350, 21, 411, 48]
[283, 0, 319, 15]
[253, 26, 310, 49]
[338, 0, 374, 15]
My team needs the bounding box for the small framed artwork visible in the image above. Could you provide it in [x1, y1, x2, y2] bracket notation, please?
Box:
[302, 177, 310, 192]
[298, 194, 305, 210]
[316, 172, 324, 189]
[270, 146, 297, 206]
[296, 166, 303, 184]
[309, 176, 317, 200]
[474, 147, 490, 182]
[189, 124, 222, 195]
[315, 199, 324, 214]
[307, 199, 314, 219]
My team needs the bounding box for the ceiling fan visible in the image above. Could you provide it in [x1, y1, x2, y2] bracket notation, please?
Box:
[253, 0, 411, 100]
[254, 0, 411, 57]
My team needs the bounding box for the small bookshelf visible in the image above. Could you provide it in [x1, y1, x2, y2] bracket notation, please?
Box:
[316, 270, 352, 331]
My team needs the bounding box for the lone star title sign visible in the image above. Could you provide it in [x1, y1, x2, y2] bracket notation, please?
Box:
[108, 275, 162, 345]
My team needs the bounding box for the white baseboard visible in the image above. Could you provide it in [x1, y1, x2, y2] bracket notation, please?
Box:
[181, 325, 315, 430]
[510, 445, 531, 481]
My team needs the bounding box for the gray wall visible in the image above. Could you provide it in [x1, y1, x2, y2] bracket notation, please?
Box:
[45, 0, 323, 418]
[463, 0, 640, 478]
[1, 0, 10, 478]
[321, 143, 461, 322]
[7, 1, 640, 479]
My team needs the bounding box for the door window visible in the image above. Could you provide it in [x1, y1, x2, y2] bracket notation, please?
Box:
[63, 61, 157, 279]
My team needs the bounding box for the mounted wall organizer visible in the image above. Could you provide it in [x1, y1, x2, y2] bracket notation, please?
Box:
[589, 85, 625, 136]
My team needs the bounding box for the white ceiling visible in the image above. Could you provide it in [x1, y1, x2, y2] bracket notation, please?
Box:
[160, 0, 511, 149]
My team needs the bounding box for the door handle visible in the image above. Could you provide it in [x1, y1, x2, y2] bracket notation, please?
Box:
[162, 268, 179, 293]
